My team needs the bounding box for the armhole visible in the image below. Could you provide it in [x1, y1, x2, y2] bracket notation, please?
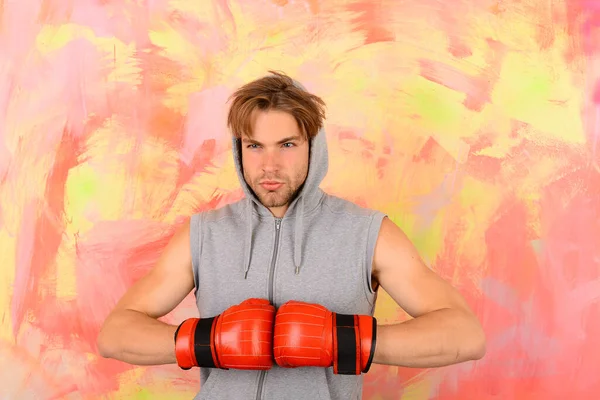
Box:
[190, 213, 202, 295]
[364, 212, 386, 302]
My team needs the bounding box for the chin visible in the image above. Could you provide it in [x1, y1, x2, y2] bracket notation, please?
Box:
[257, 193, 287, 208]
[260, 197, 286, 208]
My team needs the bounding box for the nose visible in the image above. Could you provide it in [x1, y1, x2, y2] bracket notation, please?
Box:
[262, 149, 280, 173]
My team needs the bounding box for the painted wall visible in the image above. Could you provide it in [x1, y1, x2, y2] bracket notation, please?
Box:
[1, 1, 599, 399]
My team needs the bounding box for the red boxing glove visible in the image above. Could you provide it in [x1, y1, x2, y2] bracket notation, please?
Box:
[273, 300, 377, 374]
[174, 298, 275, 370]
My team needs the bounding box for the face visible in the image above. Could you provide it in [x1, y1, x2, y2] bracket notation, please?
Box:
[241, 109, 310, 217]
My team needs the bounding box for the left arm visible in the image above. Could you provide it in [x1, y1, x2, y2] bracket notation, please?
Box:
[370, 217, 486, 368]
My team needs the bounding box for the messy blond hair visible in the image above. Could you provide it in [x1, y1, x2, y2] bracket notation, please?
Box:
[227, 70, 326, 140]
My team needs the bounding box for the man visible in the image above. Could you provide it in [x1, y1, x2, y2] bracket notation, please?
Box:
[97, 71, 486, 399]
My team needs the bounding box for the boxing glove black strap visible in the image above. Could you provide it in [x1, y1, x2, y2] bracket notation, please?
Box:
[335, 313, 358, 375]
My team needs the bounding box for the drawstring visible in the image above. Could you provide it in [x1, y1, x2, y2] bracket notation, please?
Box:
[294, 196, 304, 275]
[243, 201, 253, 279]
[243, 197, 305, 278]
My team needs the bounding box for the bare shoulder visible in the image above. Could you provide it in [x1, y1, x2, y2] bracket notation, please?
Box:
[372, 216, 418, 275]
[372, 216, 472, 318]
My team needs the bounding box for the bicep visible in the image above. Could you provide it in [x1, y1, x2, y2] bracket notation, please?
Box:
[372, 217, 472, 318]
[111, 219, 195, 319]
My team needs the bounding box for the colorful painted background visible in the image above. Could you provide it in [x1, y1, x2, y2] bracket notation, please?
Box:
[1, 0, 599, 399]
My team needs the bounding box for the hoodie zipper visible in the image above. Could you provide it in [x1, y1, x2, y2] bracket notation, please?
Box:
[268, 218, 282, 302]
[256, 217, 282, 400]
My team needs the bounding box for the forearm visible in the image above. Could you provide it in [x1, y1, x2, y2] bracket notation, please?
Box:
[97, 309, 178, 365]
[372, 308, 486, 368]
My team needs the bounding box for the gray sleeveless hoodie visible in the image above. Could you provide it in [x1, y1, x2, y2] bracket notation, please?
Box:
[189, 83, 386, 400]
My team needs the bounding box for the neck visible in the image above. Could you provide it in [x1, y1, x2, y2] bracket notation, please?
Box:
[269, 205, 288, 218]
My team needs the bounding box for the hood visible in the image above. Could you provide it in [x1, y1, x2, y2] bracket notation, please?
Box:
[231, 76, 328, 278]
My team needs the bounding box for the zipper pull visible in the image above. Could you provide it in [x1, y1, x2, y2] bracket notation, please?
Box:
[275, 219, 281, 230]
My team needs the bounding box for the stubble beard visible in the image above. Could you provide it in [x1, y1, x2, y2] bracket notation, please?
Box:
[259, 184, 296, 208]
[244, 172, 306, 209]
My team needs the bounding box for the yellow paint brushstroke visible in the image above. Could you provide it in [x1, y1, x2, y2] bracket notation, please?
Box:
[374, 288, 407, 324]
[101, 366, 197, 400]
[64, 159, 131, 235]
[64, 118, 134, 235]
[35, 23, 141, 85]
[130, 137, 179, 220]
[147, 24, 200, 64]
[148, 23, 207, 113]
[219, 6, 365, 83]
[431, 134, 471, 164]
[36, 24, 89, 54]
[0, 230, 15, 343]
[106, 42, 142, 85]
[400, 375, 434, 400]
[456, 177, 507, 279]
[491, 50, 584, 144]
[64, 163, 99, 235]
[166, 0, 216, 18]
[472, 106, 521, 158]
[55, 235, 77, 300]
[401, 77, 468, 136]
[406, 212, 447, 268]
[165, 148, 239, 223]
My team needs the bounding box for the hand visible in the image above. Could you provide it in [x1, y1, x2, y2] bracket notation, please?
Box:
[175, 298, 275, 370]
[273, 300, 377, 374]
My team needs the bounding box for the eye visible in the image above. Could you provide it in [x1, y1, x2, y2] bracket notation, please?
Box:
[247, 144, 260, 149]
[282, 142, 295, 148]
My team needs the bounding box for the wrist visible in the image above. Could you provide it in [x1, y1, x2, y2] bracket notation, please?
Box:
[332, 313, 377, 375]
[174, 318, 199, 370]
[358, 315, 377, 373]
[174, 317, 222, 370]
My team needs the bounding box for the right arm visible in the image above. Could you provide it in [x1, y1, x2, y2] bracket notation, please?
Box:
[96, 219, 195, 365]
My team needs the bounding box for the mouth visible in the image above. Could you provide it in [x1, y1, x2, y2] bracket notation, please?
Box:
[260, 181, 284, 191]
